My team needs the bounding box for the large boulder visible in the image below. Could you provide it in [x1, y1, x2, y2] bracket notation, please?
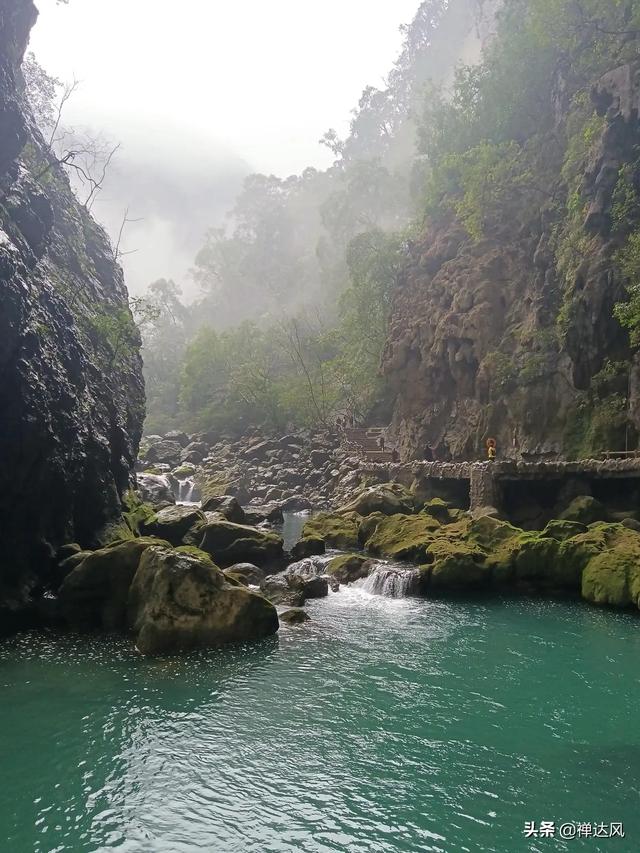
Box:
[360, 513, 441, 562]
[141, 505, 205, 546]
[291, 537, 325, 560]
[198, 520, 284, 566]
[58, 537, 169, 630]
[326, 554, 371, 584]
[137, 473, 176, 507]
[127, 547, 279, 655]
[339, 483, 415, 517]
[164, 430, 190, 447]
[260, 574, 305, 606]
[243, 503, 285, 526]
[560, 495, 607, 525]
[302, 512, 360, 550]
[225, 563, 266, 586]
[201, 494, 246, 524]
[145, 440, 183, 467]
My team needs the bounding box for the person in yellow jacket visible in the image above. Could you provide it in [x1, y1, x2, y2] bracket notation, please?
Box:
[487, 438, 497, 461]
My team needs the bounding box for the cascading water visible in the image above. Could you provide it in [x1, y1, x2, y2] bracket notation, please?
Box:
[361, 565, 421, 598]
[168, 474, 200, 505]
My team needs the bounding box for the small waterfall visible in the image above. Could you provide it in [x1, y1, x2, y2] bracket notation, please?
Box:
[171, 475, 200, 505]
[286, 554, 333, 579]
[361, 565, 421, 598]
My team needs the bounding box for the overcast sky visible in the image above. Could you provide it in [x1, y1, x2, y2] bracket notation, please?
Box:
[29, 0, 422, 176]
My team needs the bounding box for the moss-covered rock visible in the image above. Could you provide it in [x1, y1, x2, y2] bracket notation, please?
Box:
[302, 512, 360, 550]
[560, 495, 607, 525]
[326, 554, 370, 584]
[430, 552, 491, 590]
[580, 523, 640, 608]
[542, 519, 588, 541]
[141, 505, 205, 546]
[360, 513, 441, 562]
[127, 546, 278, 655]
[200, 495, 245, 524]
[421, 498, 458, 524]
[338, 483, 415, 517]
[198, 520, 283, 566]
[59, 537, 170, 630]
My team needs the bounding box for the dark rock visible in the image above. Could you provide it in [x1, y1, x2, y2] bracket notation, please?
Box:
[291, 537, 325, 559]
[0, 3, 144, 613]
[225, 563, 266, 585]
[201, 494, 246, 524]
[260, 575, 305, 607]
[146, 440, 183, 466]
[128, 546, 279, 655]
[279, 608, 310, 624]
[164, 430, 190, 447]
[141, 505, 205, 546]
[198, 520, 284, 566]
[136, 473, 176, 507]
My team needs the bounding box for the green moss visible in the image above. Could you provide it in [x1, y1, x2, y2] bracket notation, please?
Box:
[174, 546, 217, 566]
[302, 512, 361, 550]
[362, 513, 441, 562]
[326, 554, 369, 583]
[560, 495, 607, 525]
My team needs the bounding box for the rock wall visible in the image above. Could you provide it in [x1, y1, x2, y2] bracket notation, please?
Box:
[0, 1, 145, 614]
[383, 61, 640, 463]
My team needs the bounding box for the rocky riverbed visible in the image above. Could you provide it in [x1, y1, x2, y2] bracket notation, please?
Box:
[25, 429, 637, 657]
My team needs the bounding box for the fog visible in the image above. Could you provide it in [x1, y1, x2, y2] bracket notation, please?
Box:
[29, 0, 421, 294]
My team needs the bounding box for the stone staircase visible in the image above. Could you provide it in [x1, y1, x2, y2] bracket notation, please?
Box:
[342, 427, 395, 462]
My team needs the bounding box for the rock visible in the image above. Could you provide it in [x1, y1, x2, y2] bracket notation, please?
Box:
[291, 537, 325, 559]
[164, 430, 190, 447]
[290, 575, 329, 599]
[279, 608, 310, 624]
[146, 440, 183, 466]
[310, 449, 331, 467]
[360, 512, 441, 562]
[421, 498, 456, 524]
[56, 543, 82, 560]
[142, 505, 205, 546]
[198, 520, 284, 566]
[326, 554, 370, 583]
[302, 512, 361, 550]
[0, 3, 145, 615]
[560, 495, 608, 525]
[542, 519, 588, 541]
[128, 547, 279, 655]
[180, 441, 208, 463]
[201, 494, 246, 524]
[260, 575, 305, 607]
[137, 473, 176, 507]
[339, 483, 415, 517]
[243, 503, 285, 525]
[59, 537, 170, 630]
[622, 518, 640, 532]
[582, 551, 640, 608]
[225, 563, 266, 585]
[281, 496, 313, 511]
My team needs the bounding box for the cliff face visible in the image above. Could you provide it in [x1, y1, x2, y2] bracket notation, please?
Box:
[0, 1, 145, 611]
[383, 61, 640, 462]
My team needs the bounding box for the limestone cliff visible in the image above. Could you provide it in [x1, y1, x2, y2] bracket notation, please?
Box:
[383, 60, 640, 463]
[0, 1, 144, 615]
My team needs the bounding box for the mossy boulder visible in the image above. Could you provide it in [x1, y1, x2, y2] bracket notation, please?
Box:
[338, 483, 415, 518]
[127, 546, 278, 655]
[141, 505, 205, 546]
[326, 554, 370, 584]
[430, 552, 491, 590]
[421, 498, 458, 524]
[361, 513, 441, 562]
[580, 524, 640, 608]
[200, 495, 246, 524]
[560, 495, 607, 525]
[542, 519, 588, 541]
[59, 537, 170, 630]
[198, 520, 284, 566]
[291, 536, 325, 560]
[302, 512, 360, 550]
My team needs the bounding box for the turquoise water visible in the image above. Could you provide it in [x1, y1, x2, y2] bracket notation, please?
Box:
[1, 589, 639, 853]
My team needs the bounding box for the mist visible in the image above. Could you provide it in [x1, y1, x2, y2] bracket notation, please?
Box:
[29, 0, 422, 294]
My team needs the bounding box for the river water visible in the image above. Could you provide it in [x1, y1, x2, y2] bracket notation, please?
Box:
[1, 589, 639, 852]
